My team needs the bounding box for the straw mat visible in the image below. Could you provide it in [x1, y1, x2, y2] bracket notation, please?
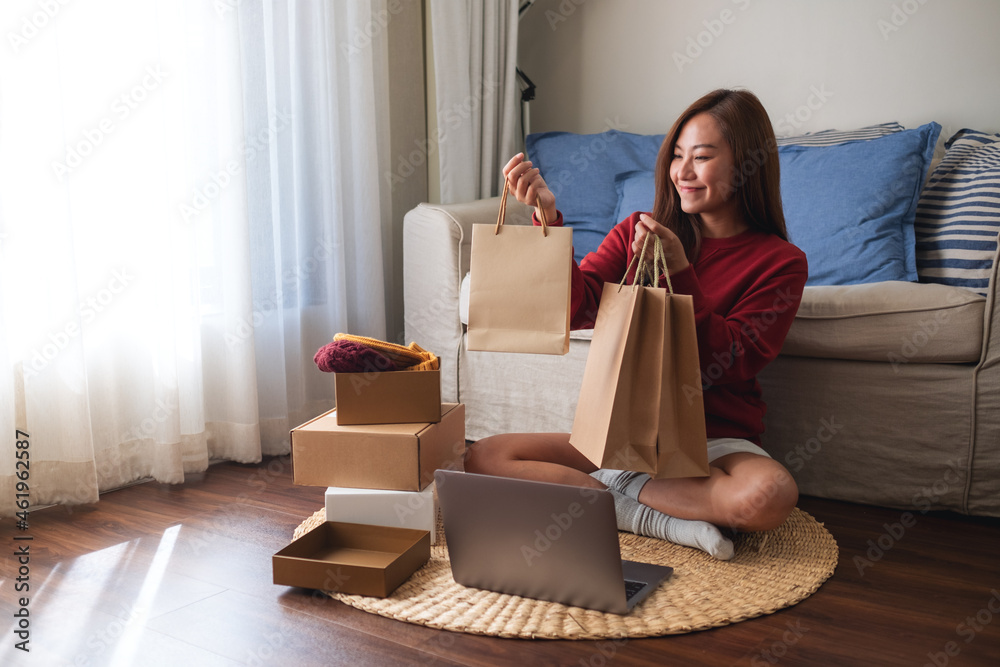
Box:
[292, 506, 838, 640]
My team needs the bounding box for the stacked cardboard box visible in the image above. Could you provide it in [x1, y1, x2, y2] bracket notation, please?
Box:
[273, 368, 465, 597]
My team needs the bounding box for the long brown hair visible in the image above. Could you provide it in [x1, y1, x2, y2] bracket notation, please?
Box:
[650, 89, 788, 260]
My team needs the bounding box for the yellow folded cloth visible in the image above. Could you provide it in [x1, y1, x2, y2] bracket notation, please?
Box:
[333, 333, 439, 371]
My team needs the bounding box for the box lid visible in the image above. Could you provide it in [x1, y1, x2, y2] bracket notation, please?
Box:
[297, 403, 460, 437]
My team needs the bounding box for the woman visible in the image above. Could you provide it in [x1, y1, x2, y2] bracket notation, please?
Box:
[464, 89, 808, 560]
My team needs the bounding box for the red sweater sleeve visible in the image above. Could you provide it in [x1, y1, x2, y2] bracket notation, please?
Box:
[670, 260, 806, 385]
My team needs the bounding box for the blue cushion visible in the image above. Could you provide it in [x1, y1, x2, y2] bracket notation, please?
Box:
[612, 170, 656, 225]
[526, 130, 664, 263]
[915, 129, 1000, 296]
[778, 122, 941, 286]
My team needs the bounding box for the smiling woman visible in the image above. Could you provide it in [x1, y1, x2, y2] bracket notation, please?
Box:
[0, 0, 392, 515]
[468, 89, 807, 559]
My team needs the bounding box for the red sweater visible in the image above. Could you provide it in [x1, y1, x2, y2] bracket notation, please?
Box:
[540, 210, 808, 445]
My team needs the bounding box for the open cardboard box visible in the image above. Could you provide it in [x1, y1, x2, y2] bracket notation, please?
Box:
[334, 369, 441, 425]
[273, 521, 430, 597]
[291, 403, 465, 491]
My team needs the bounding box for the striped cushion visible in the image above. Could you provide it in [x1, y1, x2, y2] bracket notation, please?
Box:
[776, 122, 904, 147]
[916, 130, 1000, 295]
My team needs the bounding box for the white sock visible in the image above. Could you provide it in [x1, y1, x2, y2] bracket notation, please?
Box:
[590, 468, 652, 501]
[607, 489, 734, 561]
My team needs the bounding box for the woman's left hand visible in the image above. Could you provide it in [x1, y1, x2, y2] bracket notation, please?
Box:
[632, 214, 690, 276]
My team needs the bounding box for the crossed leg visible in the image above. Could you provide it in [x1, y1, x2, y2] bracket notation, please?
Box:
[464, 433, 798, 532]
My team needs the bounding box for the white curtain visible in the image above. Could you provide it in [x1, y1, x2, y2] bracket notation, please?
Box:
[430, 0, 520, 203]
[0, 0, 389, 515]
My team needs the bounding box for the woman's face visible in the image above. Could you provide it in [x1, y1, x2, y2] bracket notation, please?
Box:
[669, 113, 740, 223]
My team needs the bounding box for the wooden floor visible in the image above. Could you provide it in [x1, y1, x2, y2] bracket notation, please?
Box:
[2, 456, 998, 667]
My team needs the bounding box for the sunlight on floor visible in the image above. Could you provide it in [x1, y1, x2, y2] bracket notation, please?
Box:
[106, 524, 180, 667]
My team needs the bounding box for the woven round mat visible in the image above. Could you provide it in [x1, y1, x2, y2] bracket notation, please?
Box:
[292, 506, 838, 640]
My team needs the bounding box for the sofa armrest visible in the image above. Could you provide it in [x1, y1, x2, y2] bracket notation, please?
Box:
[403, 196, 533, 402]
[980, 238, 1000, 368]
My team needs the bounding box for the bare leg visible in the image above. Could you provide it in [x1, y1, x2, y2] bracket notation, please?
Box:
[463, 432, 601, 488]
[635, 453, 798, 531]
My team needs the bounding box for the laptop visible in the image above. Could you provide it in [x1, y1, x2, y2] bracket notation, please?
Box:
[434, 470, 673, 614]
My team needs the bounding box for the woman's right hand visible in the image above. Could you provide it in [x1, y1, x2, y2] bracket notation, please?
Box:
[502, 153, 558, 224]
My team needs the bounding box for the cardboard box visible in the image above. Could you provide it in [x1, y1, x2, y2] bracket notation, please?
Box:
[326, 485, 438, 544]
[334, 369, 441, 425]
[291, 403, 465, 491]
[273, 521, 430, 597]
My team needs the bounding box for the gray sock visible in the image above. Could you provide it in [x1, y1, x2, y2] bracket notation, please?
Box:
[607, 489, 734, 561]
[590, 468, 651, 501]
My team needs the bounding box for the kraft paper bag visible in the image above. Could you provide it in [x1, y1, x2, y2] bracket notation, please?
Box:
[467, 182, 572, 355]
[569, 235, 709, 479]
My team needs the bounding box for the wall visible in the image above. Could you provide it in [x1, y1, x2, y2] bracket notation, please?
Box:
[518, 0, 1000, 141]
[382, 0, 428, 342]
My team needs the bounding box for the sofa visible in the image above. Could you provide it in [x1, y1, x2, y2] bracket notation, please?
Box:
[403, 124, 1000, 517]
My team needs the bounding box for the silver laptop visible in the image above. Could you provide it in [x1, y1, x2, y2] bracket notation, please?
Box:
[435, 470, 673, 614]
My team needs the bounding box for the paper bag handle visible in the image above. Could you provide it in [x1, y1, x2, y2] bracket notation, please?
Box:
[620, 229, 674, 294]
[494, 177, 549, 236]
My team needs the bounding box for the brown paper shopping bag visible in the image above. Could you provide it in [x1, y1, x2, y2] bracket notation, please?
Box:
[569, 234, 709, 479]
[467, 180, 572, 355]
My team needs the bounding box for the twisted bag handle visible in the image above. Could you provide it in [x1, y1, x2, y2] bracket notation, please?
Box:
[619, 229, 674, 294]
[494, 176, 549, 236]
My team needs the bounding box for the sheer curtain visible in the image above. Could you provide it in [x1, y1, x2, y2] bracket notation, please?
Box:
[429, 0, 520, 203]
[0, 0, 389, 515]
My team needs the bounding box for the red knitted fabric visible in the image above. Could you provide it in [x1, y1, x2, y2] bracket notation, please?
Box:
[313, 339, 398, 373]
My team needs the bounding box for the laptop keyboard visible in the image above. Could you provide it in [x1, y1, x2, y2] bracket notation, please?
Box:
[624, 579, 647, 600]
